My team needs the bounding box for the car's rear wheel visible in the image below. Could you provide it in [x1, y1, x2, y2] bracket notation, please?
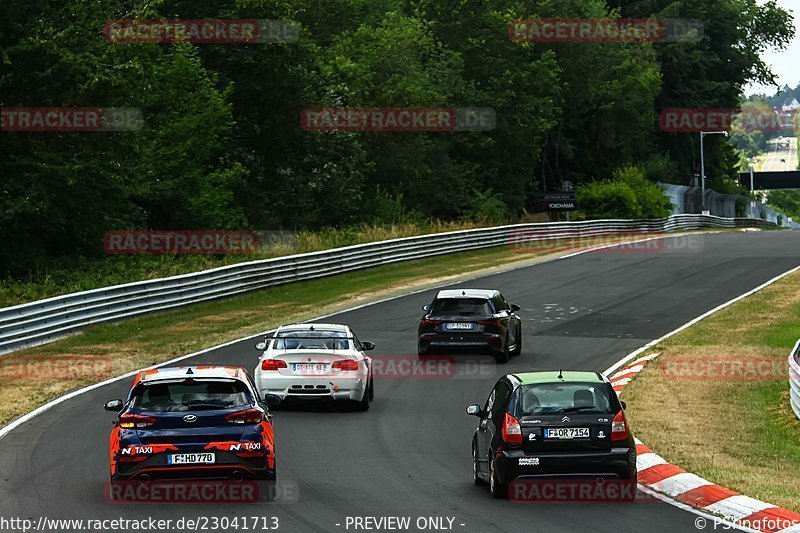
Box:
[622, 472, 638, 501]
[472, 443, 486, 486]
[356, 383, 371, 411]
[368, 374, 374, 400]
[489, 454, 507, 498]
[418, 344, 429, 359]
[494, 335, 510, 364]
[260, 479, 277, 501]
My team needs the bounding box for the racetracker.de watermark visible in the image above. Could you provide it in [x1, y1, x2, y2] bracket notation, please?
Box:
[509, 18, 703, 43]
[0, 356, 112, 380]
[372, 355, 496, 379]
[283, 355, 496, 379]
[104, 480, 298, 504]
[660, 107, 798, 133]
[1, 107, 142, 132]
[300, 108, 496, 132]
[104, 19, 298, 44]
[659, 355, 789, 382]
[509, 478, 655, 503]
[508, 230, 704, 254]
[104, 230, 261, 255]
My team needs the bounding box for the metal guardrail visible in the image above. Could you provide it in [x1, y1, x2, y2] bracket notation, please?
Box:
[0, 214, 776, 355]
[790, 339, 800, 420]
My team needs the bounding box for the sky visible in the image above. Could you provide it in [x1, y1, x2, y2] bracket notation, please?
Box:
[745, 0, 799, 96]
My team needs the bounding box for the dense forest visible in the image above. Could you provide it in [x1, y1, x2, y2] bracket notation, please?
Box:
[0, 0, 794, 275]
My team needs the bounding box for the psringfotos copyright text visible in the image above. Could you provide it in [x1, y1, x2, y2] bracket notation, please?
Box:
[694, 515, 799, 530]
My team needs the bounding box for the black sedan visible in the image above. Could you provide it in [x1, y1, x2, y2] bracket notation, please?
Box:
[418, 288, 522, 363]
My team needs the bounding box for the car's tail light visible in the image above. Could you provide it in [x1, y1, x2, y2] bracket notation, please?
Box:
[477, 319, 501, 326]
[119, 413, 156, 429]
[502, 412, 523, 444]
[611, 410, 629, 442]
[118, 455, 147, 463]
[332, 359, 359, 371]
[261, 359, 287, 371]
[420, 319, 443, 329]
[225, 408, 264, 424]
[233, 449, 264, 458]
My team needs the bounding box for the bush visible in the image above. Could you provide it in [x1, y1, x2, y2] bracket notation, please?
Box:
[576, 166, 673, 219]
[615, 166, 673, 218]
[576, 180, 641, 219]
[365, 187, 426, 225]
[463, 189, 511, 223]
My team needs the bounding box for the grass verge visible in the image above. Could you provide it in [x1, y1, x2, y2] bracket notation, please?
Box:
[0, 231, 666, 427]
[0, 219, 521, 307]
[624, 268, 800, 511]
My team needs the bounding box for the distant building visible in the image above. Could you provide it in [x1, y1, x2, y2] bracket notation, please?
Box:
[781, 97, 800, 114]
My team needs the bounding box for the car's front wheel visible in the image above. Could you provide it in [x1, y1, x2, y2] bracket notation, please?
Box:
[511, 325, 522, 356]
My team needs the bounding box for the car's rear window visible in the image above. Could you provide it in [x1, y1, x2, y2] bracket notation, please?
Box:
[131, 379, 252, 412]
[430, 298, 492, 316]
[272, 329, 350, 350]
[509, 382, 615, 417]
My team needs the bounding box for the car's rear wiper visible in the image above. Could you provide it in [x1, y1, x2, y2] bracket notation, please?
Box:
[561, 406, 602, 413]
[184, 403, 226, 411]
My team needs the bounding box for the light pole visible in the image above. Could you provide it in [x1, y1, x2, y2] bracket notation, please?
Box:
[749, 157, 757, 219]
[700, 130, 729, 213]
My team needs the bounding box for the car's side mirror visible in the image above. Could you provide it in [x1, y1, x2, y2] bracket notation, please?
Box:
[104, 399, 123, 412]
[510, 304, 521, 312]
[361, 341, 376, 351]
[466, 404, 483, 417]
[422, 304, 431, 312]
[264, 394, 282, 407]
[620, 400, 627, 410]
[255, 341, 267, 351]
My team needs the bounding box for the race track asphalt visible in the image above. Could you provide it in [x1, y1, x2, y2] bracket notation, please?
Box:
[1, 230, 799, 533]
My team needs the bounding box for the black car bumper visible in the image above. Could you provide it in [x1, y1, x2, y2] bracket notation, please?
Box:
[419, 333, 503, 353]
[113, 451, 275, 481]
[494, 447, 636, 484]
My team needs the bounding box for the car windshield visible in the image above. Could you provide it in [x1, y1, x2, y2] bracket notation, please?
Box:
[510, 382, 613, 417]
[272, 330, 350, 350]
[131, 379, 252, 412]
[430, 298, 492, 316]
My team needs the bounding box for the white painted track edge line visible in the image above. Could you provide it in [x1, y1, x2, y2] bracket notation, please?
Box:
[637, 485, 762, 533]
[0, 230, 708, 441]
[603, 264, 800, 377]
[605, 263, 800, 531]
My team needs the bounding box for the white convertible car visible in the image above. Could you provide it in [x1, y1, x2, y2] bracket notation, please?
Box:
[253, 323, 375, 410]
